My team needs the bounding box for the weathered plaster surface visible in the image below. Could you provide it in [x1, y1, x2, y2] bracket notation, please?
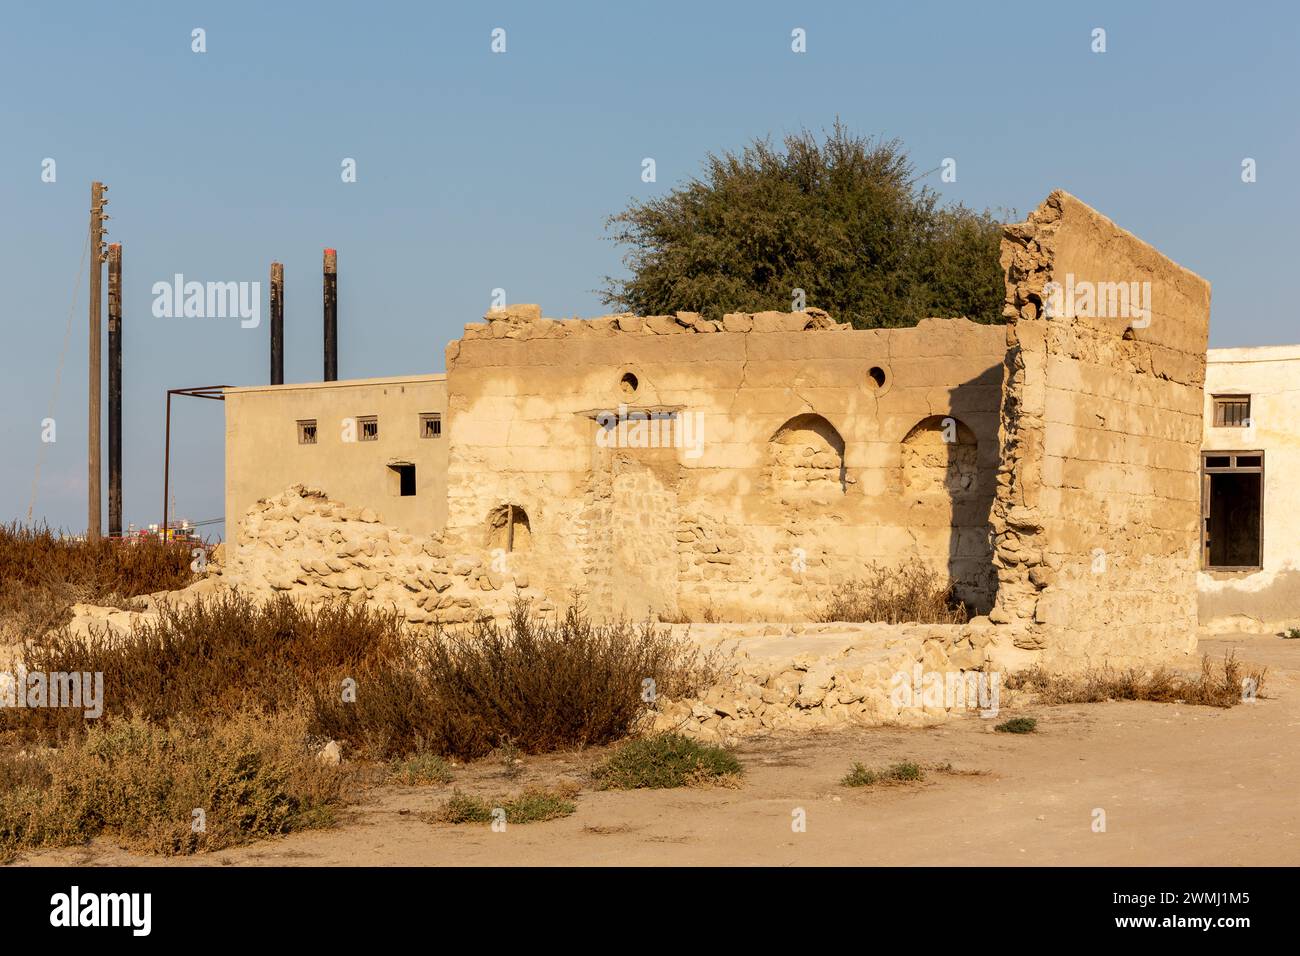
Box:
[444, 312, 1005, 621]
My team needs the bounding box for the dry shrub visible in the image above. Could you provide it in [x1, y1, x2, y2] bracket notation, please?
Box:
[842, 760, 925, 787]
[818, 560, 969, 624]
[0, 710, 349, 861]
[312, 601, 717, 761]
[591, 732, 743, 790]
[1006, 652, 1266, 708]
[994, 717, 1038, 734]
[2, 594, 711, 857]
[0, 523, 196, 643]
[8, 590, 405, 746]
[426, 783, 579, 826]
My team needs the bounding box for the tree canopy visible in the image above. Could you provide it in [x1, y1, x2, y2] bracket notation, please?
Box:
[601, 124, 1007, 329]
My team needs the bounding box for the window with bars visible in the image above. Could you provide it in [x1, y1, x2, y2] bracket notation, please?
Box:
[420, 412, 442, 438]
[1213, 395, 1251, 428]
[358, 415, 379, 441]
[297, 420, 317, 444]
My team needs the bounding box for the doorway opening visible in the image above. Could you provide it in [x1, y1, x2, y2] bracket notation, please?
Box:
[1202, 452, 1263, 569]
[388, 462, 416, 497]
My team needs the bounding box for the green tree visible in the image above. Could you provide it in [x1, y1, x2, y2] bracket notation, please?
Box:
[601, 124, 1007, 329]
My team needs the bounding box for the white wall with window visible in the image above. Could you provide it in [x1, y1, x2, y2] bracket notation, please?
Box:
[1199, 345, 1300, 632]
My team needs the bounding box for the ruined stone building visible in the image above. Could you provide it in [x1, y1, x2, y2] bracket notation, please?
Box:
[222, 191, 1293, 665]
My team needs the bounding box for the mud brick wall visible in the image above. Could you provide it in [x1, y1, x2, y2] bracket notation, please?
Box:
[991, 191, 1211, 665]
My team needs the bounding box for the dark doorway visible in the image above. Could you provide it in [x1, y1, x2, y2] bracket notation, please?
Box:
[389, 463, 416, 497]
[1203, 452, 1263, 569]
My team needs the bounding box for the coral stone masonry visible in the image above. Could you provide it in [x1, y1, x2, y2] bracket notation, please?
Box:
[221, 191, 1289, 688]
[991, 191, 1211, 666]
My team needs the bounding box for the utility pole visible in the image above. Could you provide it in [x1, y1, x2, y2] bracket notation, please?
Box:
[107, 242, 122, 537]
[88, 181, 108, 541]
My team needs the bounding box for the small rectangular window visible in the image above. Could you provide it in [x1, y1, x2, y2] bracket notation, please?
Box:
[297, 420, 317, 445]
[420, 412, 442, 439]
[358, 415, 379, 441]
[1213, 395, 1251, 427]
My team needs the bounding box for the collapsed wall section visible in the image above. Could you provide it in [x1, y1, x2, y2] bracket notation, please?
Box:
[990, 191, 1211, 665]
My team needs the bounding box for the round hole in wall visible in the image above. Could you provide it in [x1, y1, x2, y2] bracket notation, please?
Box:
[620, 372, 639, 395]
[867, 366, 887, 390]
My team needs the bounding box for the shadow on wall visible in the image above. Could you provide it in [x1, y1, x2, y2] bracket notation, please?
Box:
[897, 363, 1002, 614]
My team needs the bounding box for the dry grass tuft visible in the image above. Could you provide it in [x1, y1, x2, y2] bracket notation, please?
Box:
[1006, 652, 1266, 708]
[841, 759, 982, 788]
[425, 783, 579, 826]
[387, 751, 454, 786]
[842, 760, 925, 787]
[818, 560, 968, 625]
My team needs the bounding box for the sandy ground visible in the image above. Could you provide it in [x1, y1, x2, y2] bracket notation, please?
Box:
[15, 633, 1300, 867]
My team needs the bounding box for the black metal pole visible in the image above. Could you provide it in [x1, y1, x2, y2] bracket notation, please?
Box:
[270, 261, 284, 385]
[107, 243, 122, 537]
[162, 390, 172, 541]
[323, 248, 337, 382]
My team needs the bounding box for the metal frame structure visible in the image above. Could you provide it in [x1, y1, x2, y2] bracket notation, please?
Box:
[163, 386, 231, 540]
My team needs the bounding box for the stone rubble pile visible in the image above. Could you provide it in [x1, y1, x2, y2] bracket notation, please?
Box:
[217, 484, 543, 625]
[648, 619, 1023, 742]
[461, 304, 848, 342]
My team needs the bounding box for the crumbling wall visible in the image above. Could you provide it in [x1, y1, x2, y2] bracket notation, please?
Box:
[219, 485, 538, 625]
[443, 307, 1006, 621]
[991, 191, 1211, 665]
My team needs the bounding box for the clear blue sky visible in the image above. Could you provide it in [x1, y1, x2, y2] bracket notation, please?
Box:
[2, 0, 1297, 538]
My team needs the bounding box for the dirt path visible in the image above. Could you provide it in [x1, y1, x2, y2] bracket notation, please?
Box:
[17, 634, 1300, 867]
